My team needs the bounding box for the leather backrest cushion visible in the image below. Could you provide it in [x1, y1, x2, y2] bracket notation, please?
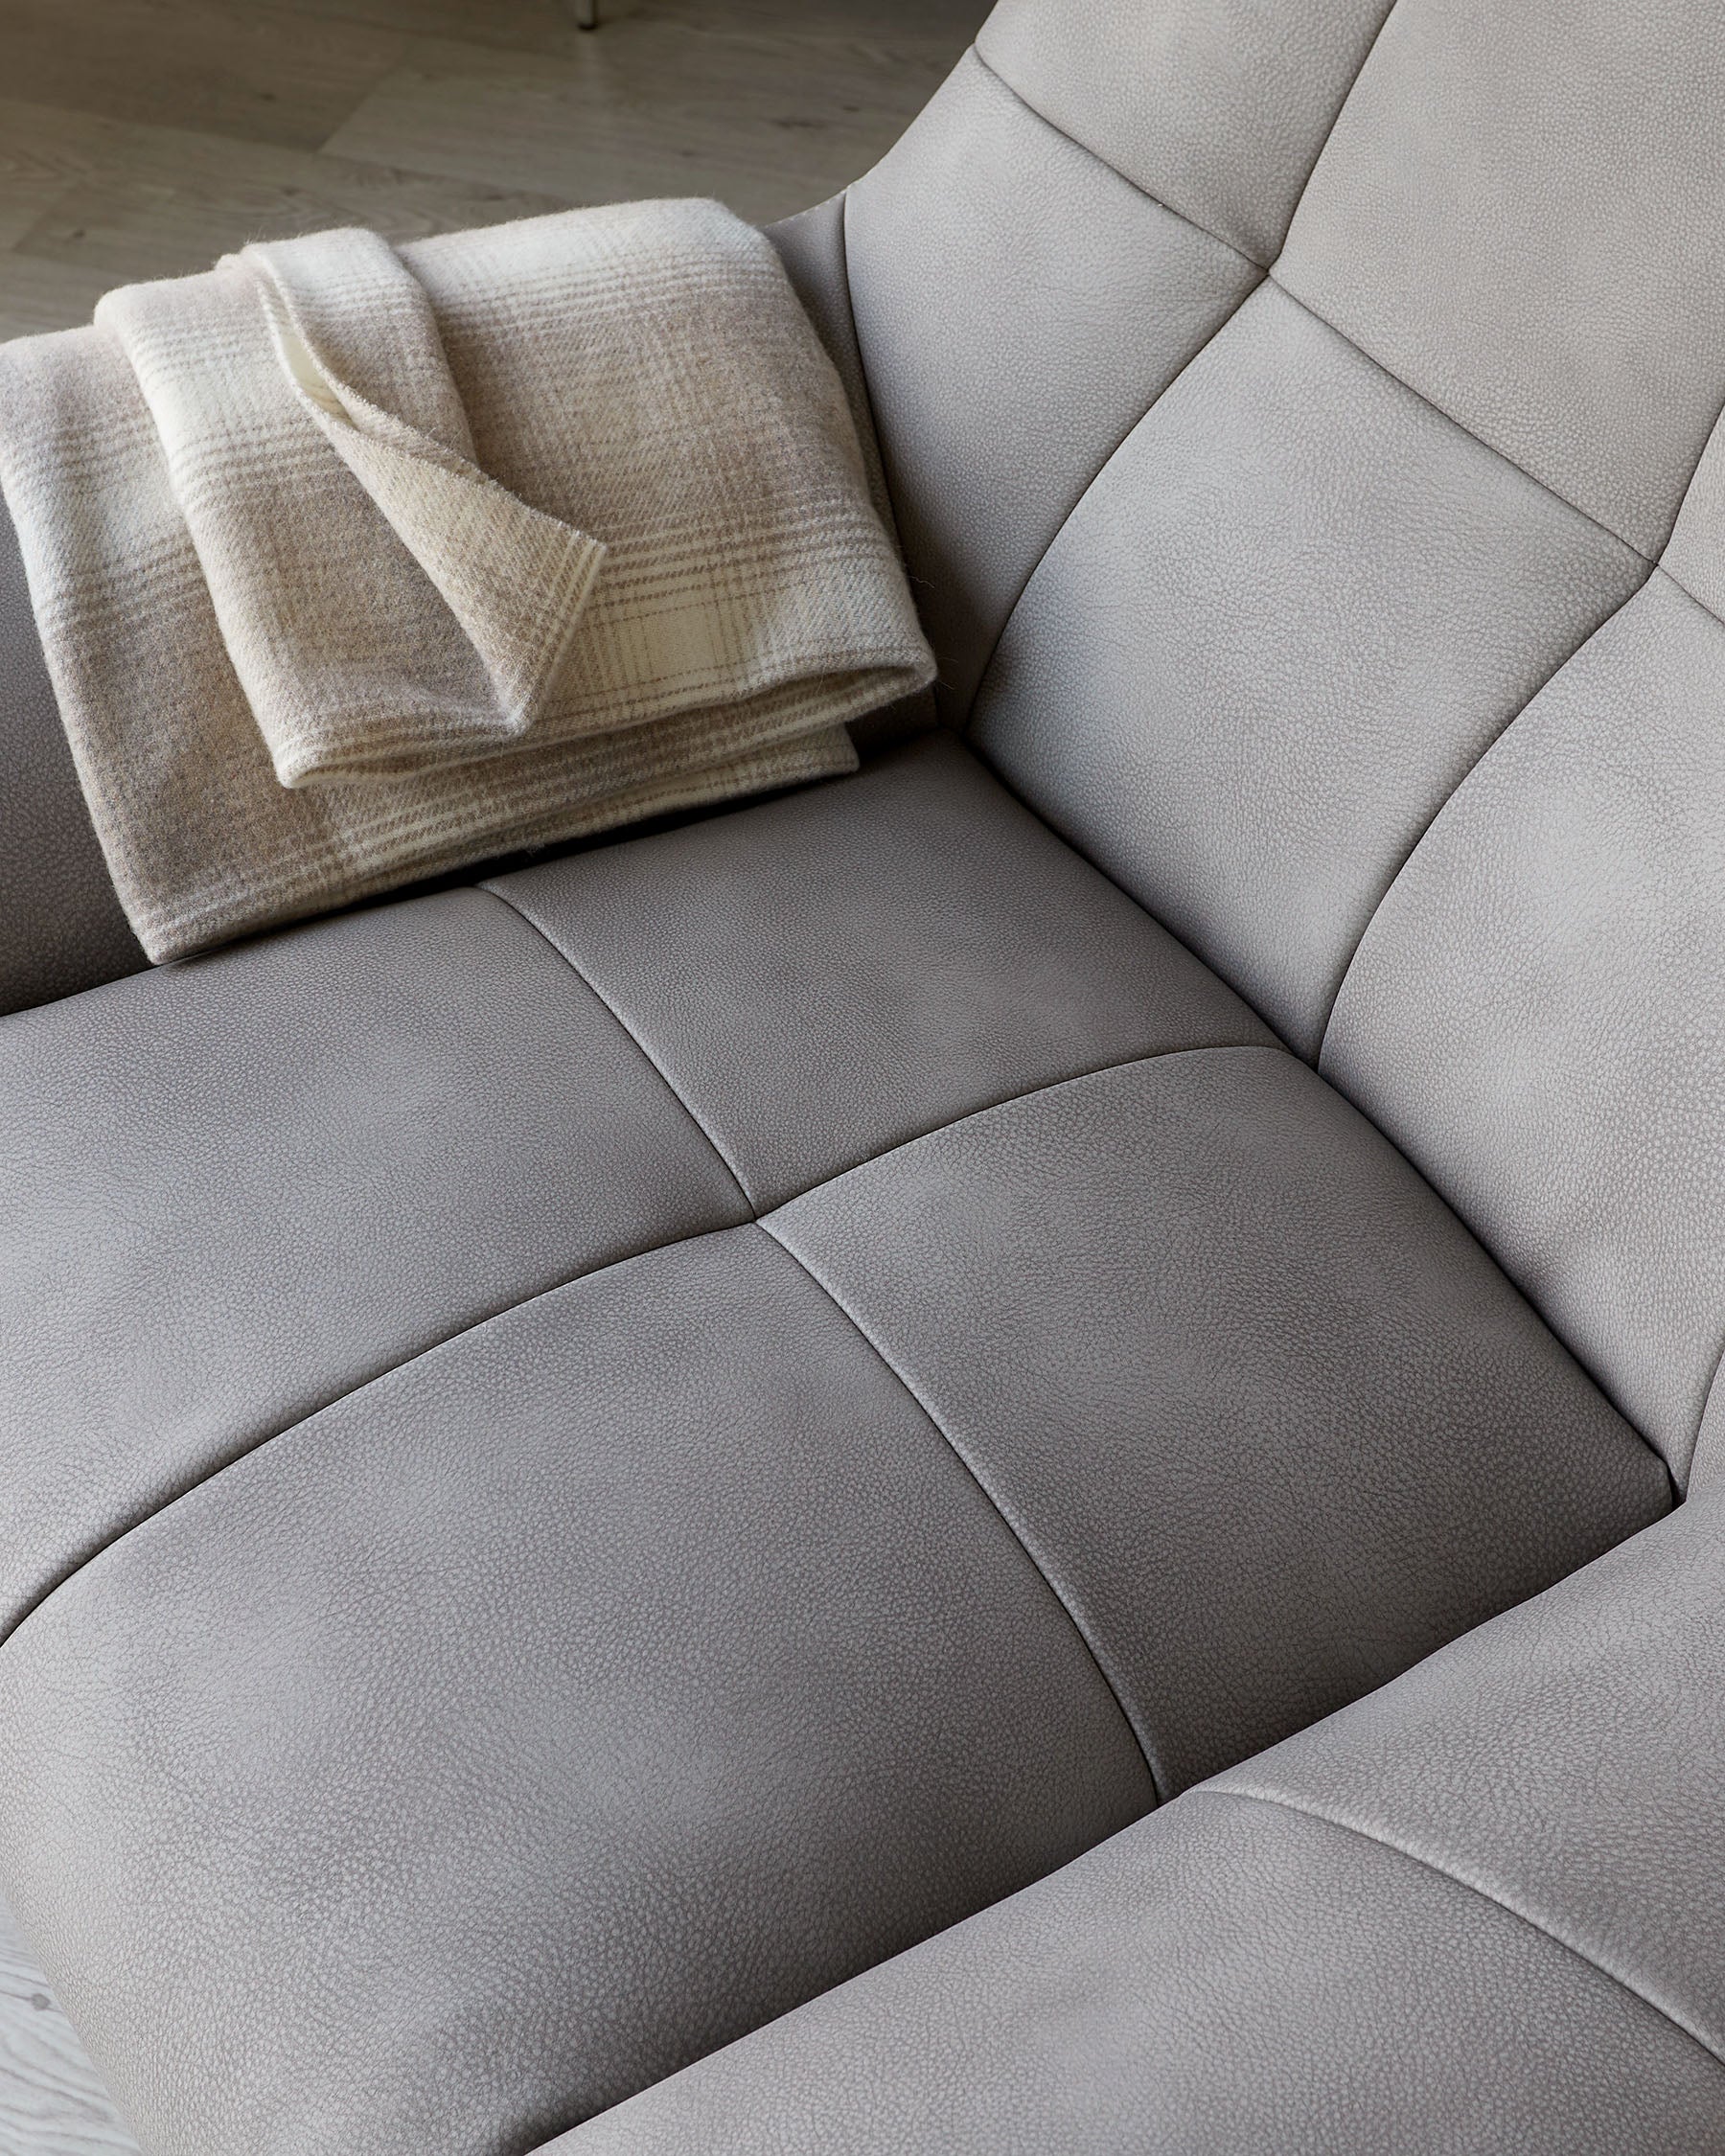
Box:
[1276, 0, 1725, 559]
[978, 0, 1394, 265]
[843, 50, 1259, 718]
[1323, 565, 1725, 1484]
[970, 279, 1643, 1057]
[1286, 0, 1725, 1480]
[842, 0, 1725, 1480]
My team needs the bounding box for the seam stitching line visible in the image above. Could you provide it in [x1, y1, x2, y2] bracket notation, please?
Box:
[1267, 0, 1725, 568]
[1196, 1786, 1725, 2075]
[1271, 0, 1404, 257]
[0, 1044, 1269, 1657]
[1688, 1312, 1725, 1490]
[763, 1221, 1165, 1801]
[770, 1032, 1280, 1209]
[941, 50, 1266, 728]
[1270, 277, 1656, 563]
[1312, 568, 1652, 1072]
[957, 0, 1412, 730]
[968, 46, 1264, 265]
[958, 263, 1265, 729]
[1649, 555, 1725, 644]
[0, 1222, 748, 1653]
[480, 883, 757, 1205]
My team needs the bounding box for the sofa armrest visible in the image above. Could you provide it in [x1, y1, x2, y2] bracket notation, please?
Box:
[554, 1496, 1725, 2153]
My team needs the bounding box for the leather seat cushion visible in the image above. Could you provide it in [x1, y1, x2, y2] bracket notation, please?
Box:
[0, 734, 1672, 2156]
[558, 1483, 1725, 2154]
[0, 732, 1262, 1625]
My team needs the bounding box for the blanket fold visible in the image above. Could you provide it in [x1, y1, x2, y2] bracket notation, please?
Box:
[0, 198, 934, 961]
[244, 227, 611, 781]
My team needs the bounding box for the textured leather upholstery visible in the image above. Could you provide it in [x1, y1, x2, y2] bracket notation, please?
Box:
[1275, 0, 1725, 555]
[2, 728, 1668, 2154]
[1323, 576, 1725, 1479]
[6, 0, 1725, 2149]
[0, 1227, 1154, 2148]
[0, 884, 751, 1627]
[978, 0, 1395, 263]
[569, 1489, 1725, 2152]
[565, 1500, 1725, 2151]
[773, 1048, 1661, 1793]
[844, 52, 1258, 716]
[973, 280, 1644, 1052]
[487, 735, 1267, 1208]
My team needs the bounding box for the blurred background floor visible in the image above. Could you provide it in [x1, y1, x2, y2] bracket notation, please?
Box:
[1, 1900, 135, 2156]
[0, 0, 989, 339]
[0, 8, 990, 2146]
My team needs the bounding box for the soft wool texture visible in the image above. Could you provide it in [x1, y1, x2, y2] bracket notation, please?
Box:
[0, 200, 933, 961]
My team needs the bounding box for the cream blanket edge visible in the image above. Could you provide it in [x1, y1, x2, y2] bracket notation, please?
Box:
[0, 200, 933, 962]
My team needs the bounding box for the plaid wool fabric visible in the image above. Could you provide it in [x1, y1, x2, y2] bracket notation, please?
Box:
[0, 200, 933, 961]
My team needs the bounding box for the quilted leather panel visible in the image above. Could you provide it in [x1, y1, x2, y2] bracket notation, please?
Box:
[1214, 1491, 1725, 2070]
[978, 0, 1395, 264]
[844, 51, 1258, 717]
[559, 1789, 1725, 2156]
[0, 1227, 1152, 2156]
[493, 733, 1272, 1210]
[0, 885, 748, 1630]
[1277, 0, 1725, 556]
[6, 4, 1725, 2148]
[1661, 397, 1725, 626]
[1697, 1364, 1725, 1489]
[771, 1047, 1668, 1795]
[1325, 575, 1725, 1481]
[972, 281, 1644, 1054]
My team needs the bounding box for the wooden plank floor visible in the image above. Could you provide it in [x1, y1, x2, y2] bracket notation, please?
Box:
[0, 1901, 137, 2156]
[0, 0, 989, 337]
[0, 0, 987, 2146]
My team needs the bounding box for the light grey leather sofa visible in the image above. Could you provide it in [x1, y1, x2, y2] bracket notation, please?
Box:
[5, 1, 1725, 2149]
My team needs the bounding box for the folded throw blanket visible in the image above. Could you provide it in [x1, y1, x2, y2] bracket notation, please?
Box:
[0, 200, 934, 961]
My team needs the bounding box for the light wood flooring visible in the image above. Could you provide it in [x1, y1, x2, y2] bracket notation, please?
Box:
[0, 1, 988, 2147]
[0, 1902, 135, 2156]
[0, 0, 990, 338]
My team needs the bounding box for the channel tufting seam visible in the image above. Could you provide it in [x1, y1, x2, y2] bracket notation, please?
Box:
[852, 21, 1717, 1476]
[919, 27, 1691, 1114]
[1192, 1785, 1725, 2078]
[965, 46, 1266, 267]
[932, 0, 1408, 731]
[481, 883, 758, 1202]
[763, 1227, 1165, 1798]
[1270, 280, 1660, 566]
[938, 15, 1725, 1096]
[0, 1044, 1280, 1660]
[865, 54, 1266, 732]
[1310, 562, 1656, 1074]
[950, 57, 1662, 750]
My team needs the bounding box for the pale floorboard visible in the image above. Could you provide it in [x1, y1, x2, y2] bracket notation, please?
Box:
[0, 0, 987, 2145]
[322, 22, 967, 223]
[0, 0, 411, 150]
[1, 96, 575, 293]
[0, 1902, 139, 2156]
[0, 0, 989, 332]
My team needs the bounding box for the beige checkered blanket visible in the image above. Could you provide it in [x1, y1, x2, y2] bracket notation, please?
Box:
[0, 201, 933, 961]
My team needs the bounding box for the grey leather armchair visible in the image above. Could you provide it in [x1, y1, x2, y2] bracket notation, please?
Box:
[5, 1, 1725, 2149]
